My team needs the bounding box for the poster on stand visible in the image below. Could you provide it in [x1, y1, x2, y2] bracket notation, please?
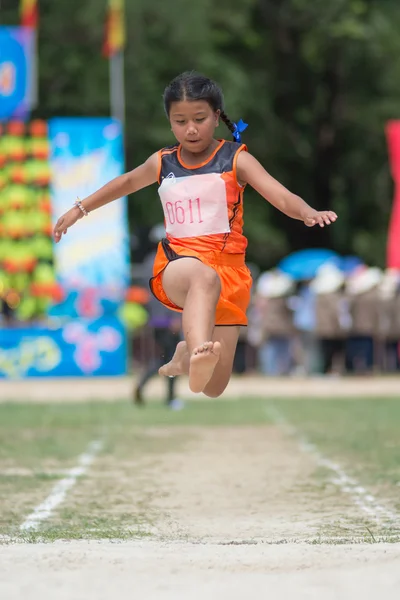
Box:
[49, 117, 130, 293]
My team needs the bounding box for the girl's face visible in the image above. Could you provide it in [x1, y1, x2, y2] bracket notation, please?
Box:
[169, 100, 219, 154]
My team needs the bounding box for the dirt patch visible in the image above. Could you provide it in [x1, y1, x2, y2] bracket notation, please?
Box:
[1, 540, 400, 599]
[143, 426, 371, 542]
[62, 425, 367, 543]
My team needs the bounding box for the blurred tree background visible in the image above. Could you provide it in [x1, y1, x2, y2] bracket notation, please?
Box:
[2, 0, 400, 269]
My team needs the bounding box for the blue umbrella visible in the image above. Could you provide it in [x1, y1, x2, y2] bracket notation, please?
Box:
[278, 248, 340, 280]
[340, 256, 364, 274]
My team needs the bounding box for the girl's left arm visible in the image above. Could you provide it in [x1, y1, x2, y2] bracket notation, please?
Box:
[236, 151, 337, 228]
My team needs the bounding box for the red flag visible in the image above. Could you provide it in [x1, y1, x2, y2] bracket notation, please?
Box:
[386, 121, 400, 269]
[20, 0, 38, 28]
[103, 0, 125, 58]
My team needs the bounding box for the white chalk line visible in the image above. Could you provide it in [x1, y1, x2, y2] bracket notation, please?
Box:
[266, 406, 398, 526]
[20, 440, 103, 532]
[3, 533, 400, 546]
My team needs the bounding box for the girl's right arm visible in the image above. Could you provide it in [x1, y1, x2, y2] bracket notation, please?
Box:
[53, 152, 159, 243]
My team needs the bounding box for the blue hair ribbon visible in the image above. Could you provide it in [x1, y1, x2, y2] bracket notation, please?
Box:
[232, 118, 248, 143]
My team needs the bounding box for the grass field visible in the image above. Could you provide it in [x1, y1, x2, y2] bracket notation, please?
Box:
[1, 395, 400, 545]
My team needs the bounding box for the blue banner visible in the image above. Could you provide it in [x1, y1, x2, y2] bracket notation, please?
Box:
[0, 26, 34, 119]
[49, 118, 130, 292]
[47, 289, 122, 320]
[0, 316, 127, 379]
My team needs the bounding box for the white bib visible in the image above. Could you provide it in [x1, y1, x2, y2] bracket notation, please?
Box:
[158, 173, 231, 239]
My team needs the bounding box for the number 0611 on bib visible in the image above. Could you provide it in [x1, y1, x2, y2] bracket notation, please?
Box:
[158, 173, 231, 239]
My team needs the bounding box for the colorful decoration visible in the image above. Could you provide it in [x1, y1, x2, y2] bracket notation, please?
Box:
[103, 0, 125, 58]
[20, 0, 39, 29]
[0, 119, 56, 321]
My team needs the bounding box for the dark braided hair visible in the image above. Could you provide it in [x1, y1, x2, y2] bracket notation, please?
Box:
[219, 111, 236, 137]
[163, 71, 242, 141]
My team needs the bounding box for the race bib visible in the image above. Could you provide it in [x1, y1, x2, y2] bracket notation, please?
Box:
[158, 173, 231, 238]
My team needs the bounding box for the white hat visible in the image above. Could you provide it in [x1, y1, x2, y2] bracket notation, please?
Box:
[346, 267, 382, 295]
[379, 268, 400, 299]
[310, 263, 345, 295]
[256, 270, 294, 298]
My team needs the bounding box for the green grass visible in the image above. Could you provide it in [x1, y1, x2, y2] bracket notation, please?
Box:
[273, 399, 400, 499]
[1, 396, 400, 544]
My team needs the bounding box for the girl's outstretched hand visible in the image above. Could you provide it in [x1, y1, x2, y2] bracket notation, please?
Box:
[53, 206, 83, 243]
[303, 210, 337, 228]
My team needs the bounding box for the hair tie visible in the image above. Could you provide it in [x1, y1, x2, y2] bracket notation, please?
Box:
[232, 119, 248, 143]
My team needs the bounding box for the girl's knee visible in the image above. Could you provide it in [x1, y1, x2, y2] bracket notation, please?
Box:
[196, 267, 221, 293]
[162, 259, 220, 307]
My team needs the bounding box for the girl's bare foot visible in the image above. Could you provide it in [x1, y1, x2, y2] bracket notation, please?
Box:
[159, 341, 189, 377]
[189, 341, 221, 393]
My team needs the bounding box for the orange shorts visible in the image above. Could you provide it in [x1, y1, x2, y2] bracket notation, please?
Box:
[149, 239, 253, 326]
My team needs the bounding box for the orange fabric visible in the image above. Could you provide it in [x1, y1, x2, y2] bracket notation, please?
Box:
[150, 242, 253, 326]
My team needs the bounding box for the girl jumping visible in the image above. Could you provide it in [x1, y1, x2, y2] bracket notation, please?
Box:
[53, 72, 337, 397]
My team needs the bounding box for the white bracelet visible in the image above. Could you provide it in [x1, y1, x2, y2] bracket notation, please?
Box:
[74, 198, 89, 216]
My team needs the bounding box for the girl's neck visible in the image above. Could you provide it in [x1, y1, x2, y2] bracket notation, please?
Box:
[179, 138, 220, 166]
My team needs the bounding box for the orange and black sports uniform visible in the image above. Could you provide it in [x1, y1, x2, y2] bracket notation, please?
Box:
[150, 139, 252, 326]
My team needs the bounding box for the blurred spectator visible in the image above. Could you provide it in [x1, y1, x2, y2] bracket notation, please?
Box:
[232, 326, 249, 374]
[253, 270, 294, 376]
[395, 282, 400, 370]
[345, 267, 382, 374]
[288, 280, 318, 375]
[233, 262, 261, 374]
[378, 269, 400, 372]
[311, 264, 349, 375]
[133, 225, 183, 410]
[134, 308, 182, 408]
[1, 295, 15, 326]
